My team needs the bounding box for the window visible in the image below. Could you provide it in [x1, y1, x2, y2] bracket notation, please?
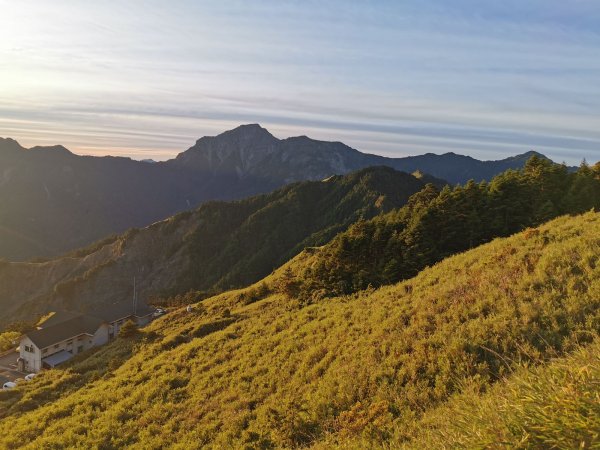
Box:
[77, 345, 83, 353]
[24, 345, 34, 353]
[54, 344, 59, 349]
[77, 336, 84, 341]
[66, 339, 73, 346]
[42, 348, 48, 354]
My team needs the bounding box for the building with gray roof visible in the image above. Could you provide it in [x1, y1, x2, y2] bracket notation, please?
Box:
[18, 302, 154, 373]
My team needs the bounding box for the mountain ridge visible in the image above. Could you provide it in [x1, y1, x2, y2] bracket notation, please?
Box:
[2, 155, 595, 332]
[0, 166, 435, 328]
[0, 125, 573, 261]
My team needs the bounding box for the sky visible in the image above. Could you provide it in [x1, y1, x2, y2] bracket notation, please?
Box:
[0, 1, 599, 164]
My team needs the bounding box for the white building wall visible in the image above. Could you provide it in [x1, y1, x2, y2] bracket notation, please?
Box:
[42, 337, 73, 361]
[93, 324, 109, 346]
[76, 333, 92, 353]
[19, 336, 41, 373]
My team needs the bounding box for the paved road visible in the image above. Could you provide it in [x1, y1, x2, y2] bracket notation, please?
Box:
[0, 350, 23, 386]
[0, 370, 15, 386]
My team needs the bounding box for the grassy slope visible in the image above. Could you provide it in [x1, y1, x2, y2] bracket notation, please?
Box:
[401, 340, 600, 449]
[0, 212, 598, 449]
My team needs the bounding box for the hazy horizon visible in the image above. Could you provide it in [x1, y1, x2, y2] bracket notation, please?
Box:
[1, 1, 599, 165]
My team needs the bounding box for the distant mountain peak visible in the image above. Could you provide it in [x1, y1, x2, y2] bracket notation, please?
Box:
[232, 123, 269, 132]
[175, 124, 278, 173]
[507, 150, 550, 161]
[0, 137, 25, 152]
[213, 123, 276, 142]
[521, 150, 547, 158]
[28, 145, 74, 156]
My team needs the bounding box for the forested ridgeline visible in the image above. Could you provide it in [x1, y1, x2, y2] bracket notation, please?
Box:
[286, 156, 600, 302]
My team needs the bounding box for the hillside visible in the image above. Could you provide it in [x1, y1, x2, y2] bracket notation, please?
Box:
[0, 212, 598, 448]
[2, 156, 595, 332]
[280, 156, 600, 302]
[1, 124, 560, 261]
[0, 166, 432, 329]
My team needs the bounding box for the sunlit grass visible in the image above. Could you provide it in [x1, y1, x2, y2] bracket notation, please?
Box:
[0, 212, 598, 448]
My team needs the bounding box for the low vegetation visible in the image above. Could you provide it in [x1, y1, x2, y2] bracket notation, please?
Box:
[399, 340, 600, 449]
[0, 211, 598, 448]
[0, 319, 39, 352]
[118, 320, 139, 338]
[0, 331, 20, 353]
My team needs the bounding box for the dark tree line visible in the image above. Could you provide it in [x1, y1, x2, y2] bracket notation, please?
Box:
[295, 157, 600, 301]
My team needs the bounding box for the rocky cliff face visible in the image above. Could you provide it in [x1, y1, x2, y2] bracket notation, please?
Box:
[171, 124, 279, 175]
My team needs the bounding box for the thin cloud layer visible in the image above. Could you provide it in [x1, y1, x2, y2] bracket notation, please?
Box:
[0, 0, 598, 164]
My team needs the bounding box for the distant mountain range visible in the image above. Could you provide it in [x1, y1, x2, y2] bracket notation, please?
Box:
[0, 124, 559, 260]
[0, 166, 435, 328]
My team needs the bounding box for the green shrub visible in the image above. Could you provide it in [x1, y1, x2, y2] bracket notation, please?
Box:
[0, 331, 20, 352]
[118, 320, 138, 338]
